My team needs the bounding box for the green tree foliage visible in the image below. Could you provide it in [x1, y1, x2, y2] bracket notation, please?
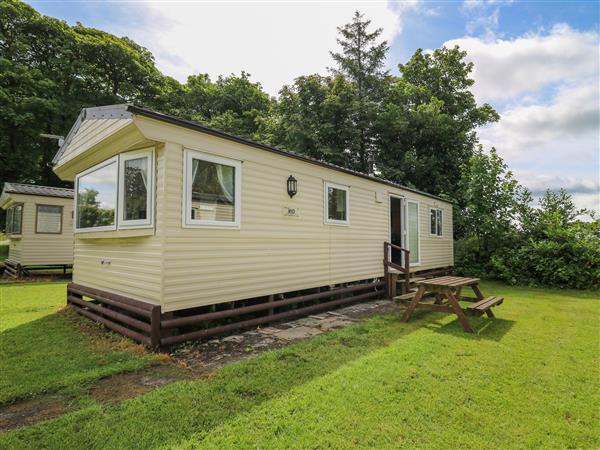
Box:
[455, 148, 600, 289]
[156, 71, 273, 140]
[0, 0, 163, 188]
[270, 11, 391, 173]
[377, 47, 499, 197]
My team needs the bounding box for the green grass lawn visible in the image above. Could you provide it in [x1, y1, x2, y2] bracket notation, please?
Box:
[0, 283, 157, 405]
[1, 282, 598, 449]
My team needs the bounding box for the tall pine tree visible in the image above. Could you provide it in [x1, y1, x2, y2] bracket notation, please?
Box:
[329, 11, 390, 173]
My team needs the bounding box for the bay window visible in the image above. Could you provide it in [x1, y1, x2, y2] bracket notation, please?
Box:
[118, 149, 154, 228]
[75, 149, 154, 232]
[76, 157, 118, 231]
[183, 149, 241, 227]
[324, 182, 349, 225]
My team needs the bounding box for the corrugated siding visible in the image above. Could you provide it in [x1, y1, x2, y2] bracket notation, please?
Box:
[7, 194, 74, 266]
[135, 118, 453, 312]
[71, 146, 164, 305]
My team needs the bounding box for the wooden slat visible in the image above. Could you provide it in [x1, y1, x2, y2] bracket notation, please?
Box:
[68, 286, 152, 318]
[467, 296, 504, 311]
[67, 295, 151, 333]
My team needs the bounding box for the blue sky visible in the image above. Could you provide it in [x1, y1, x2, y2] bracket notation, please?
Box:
[28, 0, 600, 211]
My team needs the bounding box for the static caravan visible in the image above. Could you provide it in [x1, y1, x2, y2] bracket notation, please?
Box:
[1, 183, 74, 278]
[53, 104, 454, 347]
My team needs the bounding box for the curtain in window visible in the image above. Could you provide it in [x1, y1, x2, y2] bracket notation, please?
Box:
[216, 164, 234, 203]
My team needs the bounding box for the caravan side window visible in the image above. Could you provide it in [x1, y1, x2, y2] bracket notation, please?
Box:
[5, 203, 23, 235]
[324, 182, 349, 225]
[36, 205, 63, 234]
[183, 149, 242, 228]
[430, 208, 443, 236]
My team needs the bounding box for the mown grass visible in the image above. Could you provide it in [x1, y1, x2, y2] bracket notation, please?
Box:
[1, 281, 598, 449]
[0, 283, 157, 405]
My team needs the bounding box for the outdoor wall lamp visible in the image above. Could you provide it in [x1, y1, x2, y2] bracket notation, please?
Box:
[287, 175, 298, 198]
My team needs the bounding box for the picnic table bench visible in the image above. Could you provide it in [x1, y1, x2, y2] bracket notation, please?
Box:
[398, 276, 503, 333]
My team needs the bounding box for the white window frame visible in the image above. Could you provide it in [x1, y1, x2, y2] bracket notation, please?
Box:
[183, 148, 242, 228]
[118, 148, 155, 229]
[74, 156, 119, 233]
[406, 199, 421, 266]
[5, 203, 23, 235]
[324, 181, 350, 226]
[429, 207, 443, 237]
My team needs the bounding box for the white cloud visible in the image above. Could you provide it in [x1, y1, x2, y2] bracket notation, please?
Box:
[452, 23, 600, 212]
[477, 80, 599, 212]
[122, 1, 419, 95]
[479, 81, 599, 160]
[445, 24, 599, 102]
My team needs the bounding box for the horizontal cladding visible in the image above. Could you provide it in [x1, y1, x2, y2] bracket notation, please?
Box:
[70, 147, 165, 304]
[8, 194, 75, 266]
[154, 127, 448, 312]
[8, 240, 22, 263]
[73, 238, 162, 304]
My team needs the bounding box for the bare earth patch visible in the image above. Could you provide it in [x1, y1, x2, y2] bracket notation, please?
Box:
[0, 395, 71, 431]
[0, 298, 396, 431]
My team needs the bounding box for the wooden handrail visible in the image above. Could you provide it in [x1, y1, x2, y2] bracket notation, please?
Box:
[384, 241, 410, 254]
[383, 241, 411, 295]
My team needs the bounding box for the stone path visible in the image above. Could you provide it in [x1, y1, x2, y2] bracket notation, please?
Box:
[171, 298, 396, 370]
[0, 297, 397, 431]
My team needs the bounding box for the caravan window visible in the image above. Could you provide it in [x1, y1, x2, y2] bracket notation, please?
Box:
[5, 203, 23, 234]
[75, 157, 118, 231]
[183, 149, 241, 227]
[430, 208, 443, 236]
[36, 205, 63, 234]
[118, 149, 154, 228]
[324, 182, 349, 225]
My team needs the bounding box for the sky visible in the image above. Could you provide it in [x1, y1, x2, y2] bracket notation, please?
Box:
[28, 0, 600, 212]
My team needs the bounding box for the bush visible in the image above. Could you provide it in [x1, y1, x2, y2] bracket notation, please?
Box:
[455, 220, 600, 290]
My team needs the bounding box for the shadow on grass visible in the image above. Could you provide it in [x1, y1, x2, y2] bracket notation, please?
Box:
[427, 315, 516, 341]
[0, 312, 427, 449]
[0, 312, 153, 405]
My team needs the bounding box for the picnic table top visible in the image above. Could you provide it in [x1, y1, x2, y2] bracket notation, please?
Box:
[416, 276, 480, 288]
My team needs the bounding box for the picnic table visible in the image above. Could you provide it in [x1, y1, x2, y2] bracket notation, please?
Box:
[399, 276, 503, 333]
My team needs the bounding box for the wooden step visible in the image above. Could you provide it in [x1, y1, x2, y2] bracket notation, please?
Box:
[466, 296, 503, 315]
[397, 276, 426, 284]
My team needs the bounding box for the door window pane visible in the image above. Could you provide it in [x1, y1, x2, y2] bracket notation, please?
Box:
[36, 205, 62, 233]
[123, 157, 149, 221]
[76, 161, 117, 229]
[190, 158, 235, 222]
[408, 202, 419, 263]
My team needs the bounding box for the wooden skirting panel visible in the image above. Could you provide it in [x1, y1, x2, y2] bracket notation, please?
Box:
[2, 261, 73, 279]
[67, 283, 161, 347]
[67, 279, 386, 350]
